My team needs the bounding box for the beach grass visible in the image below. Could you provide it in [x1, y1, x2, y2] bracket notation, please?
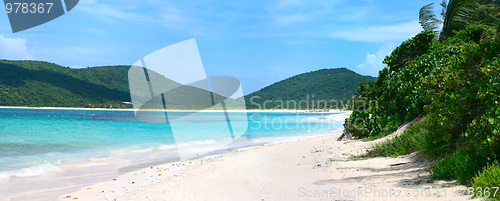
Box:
[362, 117, 429, 158]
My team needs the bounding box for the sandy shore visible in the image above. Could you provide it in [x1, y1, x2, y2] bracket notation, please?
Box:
[63, 122, 477, 201]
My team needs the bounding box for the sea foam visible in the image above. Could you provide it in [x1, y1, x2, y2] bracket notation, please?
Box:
[0, 163, 60, 181]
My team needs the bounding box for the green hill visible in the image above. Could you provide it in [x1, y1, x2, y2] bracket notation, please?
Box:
[244, 68, 377, 109]
[0, 60, 131, 108]
[0, 60, 375, 109]
[0, 60, 243, 109]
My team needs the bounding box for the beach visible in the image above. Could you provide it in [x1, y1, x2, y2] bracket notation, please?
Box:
[2, 0, 497, 200]
[0, 108, 348, 200]
[63, 120, 476, 201]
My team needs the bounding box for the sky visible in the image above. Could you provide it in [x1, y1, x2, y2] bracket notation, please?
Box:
[0, 0, 436, 94]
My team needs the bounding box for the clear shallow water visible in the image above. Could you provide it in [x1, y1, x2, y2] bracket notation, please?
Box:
[0, 108, 343, 197]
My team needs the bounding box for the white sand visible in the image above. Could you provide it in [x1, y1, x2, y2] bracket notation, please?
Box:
[62, 121, 478, 201]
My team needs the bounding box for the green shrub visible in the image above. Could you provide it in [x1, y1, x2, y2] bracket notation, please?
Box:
[346, 24, 500, 186]
[365, 117, 428, 157]
[431, 149, 490, 184]
[344, 119, 370, 138]
[345, 30, 436, 138]
[473, 161, 500, 199]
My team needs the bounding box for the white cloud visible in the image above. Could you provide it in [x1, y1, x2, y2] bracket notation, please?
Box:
[275, 0, 309, 8]
[34, 46, 110, 67]
[85, 27, 105, 33]
[159, 6, 194, 31]
[268, 0, 366, 27]
[358, 43, 396, 76]
[330, 20, 422, 42]
[355, 21, 423, 76]
[75, 0, 146, 23]
[272, 13, 311, 26]
[0, 34, 33, 60]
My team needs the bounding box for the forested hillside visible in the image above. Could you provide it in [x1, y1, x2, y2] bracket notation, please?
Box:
[0, 60, 131, 108]
[0, 61, 374, 110]
[245, 68, 376, 109]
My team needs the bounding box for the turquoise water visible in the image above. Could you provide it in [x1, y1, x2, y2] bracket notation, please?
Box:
[0, 108, 343, 182]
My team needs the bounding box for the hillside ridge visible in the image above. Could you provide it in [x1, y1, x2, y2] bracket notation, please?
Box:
[245, 67, 377, 109]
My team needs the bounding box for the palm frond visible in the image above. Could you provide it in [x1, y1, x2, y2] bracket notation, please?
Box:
[420, 3, 441, 33]
[440, 0, 500, 40]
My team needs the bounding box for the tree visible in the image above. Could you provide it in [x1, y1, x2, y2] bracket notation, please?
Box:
[419, 2, 443, 33]
[419, 0, 500, 40]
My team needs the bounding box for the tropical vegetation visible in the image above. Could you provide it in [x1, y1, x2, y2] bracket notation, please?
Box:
[346, 0, 500, 197]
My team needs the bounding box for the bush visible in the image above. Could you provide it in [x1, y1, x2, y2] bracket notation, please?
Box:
[473, 161, 500, 199]
[431, 149, 490, 184]
[347, 24, 500, 186]
[365, 117, 428, 157]
[344, 119, 370, 138]
[423, 25, 500, 159]
[345, 30, 436, 138]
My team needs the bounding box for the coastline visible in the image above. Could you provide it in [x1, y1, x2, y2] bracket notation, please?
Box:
[0, 106, 347, 114]
[63, 123, 475, 201]
[0, 110, 349, 201]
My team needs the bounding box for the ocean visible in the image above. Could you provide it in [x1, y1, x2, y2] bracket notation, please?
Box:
[0, 108, 344, 200]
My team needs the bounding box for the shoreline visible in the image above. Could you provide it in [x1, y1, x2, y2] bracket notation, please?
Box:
[1, 130, 345, 201]
[63, 124, 475, 201]
[1, 112, 350, 201]
[0, 106, 349, 114]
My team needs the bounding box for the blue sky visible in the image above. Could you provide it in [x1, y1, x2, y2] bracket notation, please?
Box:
[0, 0, 435, 94]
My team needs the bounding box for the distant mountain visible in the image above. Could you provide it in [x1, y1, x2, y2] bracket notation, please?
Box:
[0, 60, 132, 108]
[0, 60, 236, 109]
[244, 68, 377, 109]
[0, 60, 375, 109]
